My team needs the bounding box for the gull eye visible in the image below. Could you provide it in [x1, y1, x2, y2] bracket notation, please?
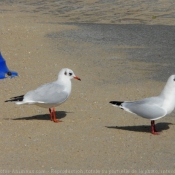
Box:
[174, 78, 175, 81]
[64, 71, 67, 75]
[7, 72, 12, 76]
[69, 72, 72, 76]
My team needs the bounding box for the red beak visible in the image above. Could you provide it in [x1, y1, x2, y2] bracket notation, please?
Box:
[74, 76, 81, 81]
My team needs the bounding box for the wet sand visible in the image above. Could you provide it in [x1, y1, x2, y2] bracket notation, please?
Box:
[0, 1, 175, 175]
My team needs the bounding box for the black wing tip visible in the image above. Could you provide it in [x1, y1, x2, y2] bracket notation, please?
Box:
[10, 95, 24, 99]
[109, 101, 123, 106]
[4, 99, 15, 102]
[5, 95, 24, 102]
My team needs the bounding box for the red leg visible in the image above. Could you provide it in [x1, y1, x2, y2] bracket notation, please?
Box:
[49, 108, 53, 121]
[51, 107, 62, 123]
[151, 120, 160, 135]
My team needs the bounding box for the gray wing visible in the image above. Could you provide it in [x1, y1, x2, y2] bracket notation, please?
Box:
[122, 97, 167, 120]
[24, 82, 69, 104]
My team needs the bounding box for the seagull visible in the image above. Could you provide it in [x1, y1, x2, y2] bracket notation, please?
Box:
[5, 68, 81, 123]
[109, 75, 175, 135]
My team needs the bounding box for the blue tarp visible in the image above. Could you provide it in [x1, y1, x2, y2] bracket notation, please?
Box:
[0, 52, 18, 79]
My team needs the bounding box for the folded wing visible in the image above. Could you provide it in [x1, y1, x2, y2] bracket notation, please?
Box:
[122, 100, 167, 120]
[23, 82, 69, 104]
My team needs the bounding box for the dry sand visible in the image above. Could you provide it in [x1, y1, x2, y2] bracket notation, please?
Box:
[0, 1, 175, 175]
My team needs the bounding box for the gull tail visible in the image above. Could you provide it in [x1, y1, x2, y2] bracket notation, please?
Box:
[5, 95, 24, 102]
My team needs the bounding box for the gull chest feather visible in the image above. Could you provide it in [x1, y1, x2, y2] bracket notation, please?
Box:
[162, 94, 175, 114]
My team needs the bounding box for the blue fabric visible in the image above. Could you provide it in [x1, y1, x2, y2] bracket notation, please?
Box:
[0, 52, 18, 79]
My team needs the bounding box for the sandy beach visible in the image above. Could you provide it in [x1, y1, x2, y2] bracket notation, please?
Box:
[0, 0, 175, 174]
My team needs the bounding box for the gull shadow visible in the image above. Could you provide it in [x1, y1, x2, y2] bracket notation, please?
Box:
[106, 122, 174, 133]
[10, 111, 70, 121]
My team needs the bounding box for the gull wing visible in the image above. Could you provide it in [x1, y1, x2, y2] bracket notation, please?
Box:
[24, 82, 69, 104]
[122, 98, 167, 120]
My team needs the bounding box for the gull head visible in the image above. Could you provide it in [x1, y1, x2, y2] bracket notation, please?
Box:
[167, 75, 175, 86]
[58, 68, 81, 81]
[160, 74, 175, 97]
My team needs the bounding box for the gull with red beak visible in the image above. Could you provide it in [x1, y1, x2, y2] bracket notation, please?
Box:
[5, 68, 81, 123]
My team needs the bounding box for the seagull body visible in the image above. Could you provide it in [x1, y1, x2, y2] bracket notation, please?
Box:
[110, 75, 175, 134]
[5, 68, 81, 122]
